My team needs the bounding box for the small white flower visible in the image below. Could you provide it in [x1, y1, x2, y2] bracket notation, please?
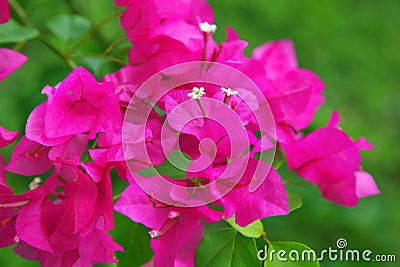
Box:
[149, 229, 161, 239]
[199, 22, 217, 34]
[188, 86, 206, 99]
[168, 211, 180, 219]
[29, 177, 42, 190]
[221, 87, 238, 97]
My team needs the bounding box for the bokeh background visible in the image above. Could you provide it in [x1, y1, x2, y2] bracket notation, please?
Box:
[0, 0, 399, 266]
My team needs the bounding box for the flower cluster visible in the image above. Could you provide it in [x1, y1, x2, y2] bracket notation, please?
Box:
[0, 0, 379, 266]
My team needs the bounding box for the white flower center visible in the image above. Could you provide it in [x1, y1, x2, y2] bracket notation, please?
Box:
[188, 86, 206, 100]
[199, 22, 217, 34]
[221, 87, 238, 97]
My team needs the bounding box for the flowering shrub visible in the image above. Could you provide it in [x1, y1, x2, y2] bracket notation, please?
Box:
[0, 0, 379, 266]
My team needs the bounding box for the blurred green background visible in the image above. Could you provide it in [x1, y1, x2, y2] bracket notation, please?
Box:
[1, 0, 399, 266]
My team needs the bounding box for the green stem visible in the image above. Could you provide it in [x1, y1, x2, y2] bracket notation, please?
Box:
[66, 9, 122, 54]
[104, 35, 126, 55]
[283, 171, 296, 183]
[262, 232, 272, 246]
[8, 0, 32, 26]
[13, 40, 27, 51]
[69, 53, 127, 65]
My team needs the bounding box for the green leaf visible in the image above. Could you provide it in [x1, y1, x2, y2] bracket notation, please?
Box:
[47, 14, 92, 43]
[264, 242, 320, 267]
[111, 212, 153, 267]
[287, 190, 303, 212]
[0, 20, 39, 43]
[226, 216, 264, 238]
[196, 228, 259, 267]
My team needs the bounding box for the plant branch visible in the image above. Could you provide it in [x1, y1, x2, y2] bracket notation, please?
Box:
[8, 0, 32, 26]
[66, 9, 122, 54]
[69, 53, 127, 65]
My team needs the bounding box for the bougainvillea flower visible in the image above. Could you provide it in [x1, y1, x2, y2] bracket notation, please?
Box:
[0, 0, 10, 24]
[0, 48, 27, 82]
[6, 160, 122, 266]
[41, 66, 121, 140]
[283, 111, 380, 206]
[6, 136, 52, 176]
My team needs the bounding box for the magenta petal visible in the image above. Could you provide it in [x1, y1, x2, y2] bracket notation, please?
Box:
[290, 69, 325, 130]
[39, 249, 80, 267]
[0, 125, 19, 148]
[0, 48, 27, 82]
[297, 148, 360, 185]
[223, 160, 289, 226]
[16, 188, 54, 253]
[356, 171, 380, 198]
[0, 207, 17, 247]
[320, 178, 358, 206]
[252, 39, 298, 79]
[79, 219, 123, 263]
[226, 25, 239, 41]
[354, 137, 374, 151]
[326, 110, 341, 128]
[48, 134, 87, 161]
[151, 211, 203, 267]
[283, 127, 355, 170]
[268, 70, 312, 124]
[114, 183, 173, 230]
[94, 168, 115, 230]
[26, 102, 72, 146]
[6, 136, 52, 176]
[56, 173, 98, 235]
[43, 67, 121, 139]
[13, 241, 40, 261]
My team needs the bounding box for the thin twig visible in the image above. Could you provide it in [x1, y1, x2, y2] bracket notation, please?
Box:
[69, 53, 128, 65]
[66, 9, 122, 54]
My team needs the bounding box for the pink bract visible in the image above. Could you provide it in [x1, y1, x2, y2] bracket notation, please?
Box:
[283, 111, 379, 206]
[0, 48, 27, 82]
